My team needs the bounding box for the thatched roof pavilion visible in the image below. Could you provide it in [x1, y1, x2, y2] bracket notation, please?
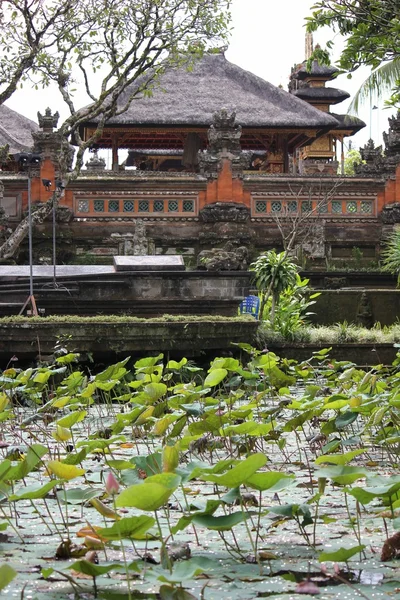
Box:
[79, 52, 342, 163]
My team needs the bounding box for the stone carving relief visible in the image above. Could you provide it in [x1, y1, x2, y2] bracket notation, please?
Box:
[380, 202, 400, 224]
[197, 242, 249, 271]
[296, 221, 326, 259]
[199, 202, 250, 223]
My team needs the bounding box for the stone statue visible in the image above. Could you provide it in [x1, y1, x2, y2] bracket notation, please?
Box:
[133, 219, 148, 255]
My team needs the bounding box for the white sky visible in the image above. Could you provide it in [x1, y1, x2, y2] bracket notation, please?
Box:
[5, 0, 389, 152]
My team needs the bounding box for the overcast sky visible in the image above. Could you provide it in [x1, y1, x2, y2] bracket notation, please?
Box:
[5, 0, 388, 151]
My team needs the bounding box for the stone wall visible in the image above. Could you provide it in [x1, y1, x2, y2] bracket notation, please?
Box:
[311, 289, 400, 326]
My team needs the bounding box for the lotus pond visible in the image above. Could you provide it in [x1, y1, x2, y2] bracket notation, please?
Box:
[0, 345, 399, 599]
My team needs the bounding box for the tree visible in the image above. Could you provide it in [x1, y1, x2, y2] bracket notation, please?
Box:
[0, 0, 231, 260]
[306, 0, 400, 109]
[271, 179, 342, 256]
[342, 148, 363, 175]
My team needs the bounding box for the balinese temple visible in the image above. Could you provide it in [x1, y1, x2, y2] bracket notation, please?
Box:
[1, 41, 400, 267]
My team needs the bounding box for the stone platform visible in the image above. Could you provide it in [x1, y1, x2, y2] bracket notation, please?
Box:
[114, 256, 185, 271]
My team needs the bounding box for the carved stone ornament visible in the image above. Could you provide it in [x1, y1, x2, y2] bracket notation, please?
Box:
[198, 109, 251, 178]
[199, 202, 250, 223]
[85, 150, 106, 171]
[380, 202, 400, 224]
[355, 139, 384, 177]
[32, 129, 75, 172]
[323, 276, 347, 290]
[357, 112, 400, 178]
[382, 110, 400, 175]
[197, 241, 249, 271]
[38, 108, 60, 132]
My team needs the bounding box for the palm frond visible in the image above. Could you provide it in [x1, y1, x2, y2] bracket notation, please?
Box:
[347, 58, 400, 115]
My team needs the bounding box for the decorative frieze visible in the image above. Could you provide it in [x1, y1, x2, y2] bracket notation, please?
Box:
[199, 202, 250, 223]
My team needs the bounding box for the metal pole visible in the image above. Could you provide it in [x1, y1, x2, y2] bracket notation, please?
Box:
[341, 138, 345, 176]
[28, 172, 33, 298]
[52, 194, 56, 287]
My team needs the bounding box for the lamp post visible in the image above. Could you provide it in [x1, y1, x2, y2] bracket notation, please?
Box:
[16, 152, 41, 316]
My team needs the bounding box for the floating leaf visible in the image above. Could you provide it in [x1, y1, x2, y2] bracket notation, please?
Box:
[97, 516, 155, 540]
[192, 511, 250, 531]
[315, 465, 367, 485]
[69, 560, 139, 577]
[319, 545, 365, 562]
[10, 480, 59, 501]
[0, 564, 17, 591]
[201, 454, 267, 488]
[314, 449, 365, 466]
[247, 471, 296, 492]
[58, 487, 101, 505]
[116, 473, 181, 511]
[157, 557, 216, 584]
[47, 461, 85, 480]
[57, 410, 87, 429]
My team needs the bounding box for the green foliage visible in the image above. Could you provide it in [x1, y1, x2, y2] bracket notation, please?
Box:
[306, 1, 400, 107]
[342, 149, 364, 175]
[250, 251, 299, 324]
[382, 228, 400, 283]
[259, 274, 319, 340]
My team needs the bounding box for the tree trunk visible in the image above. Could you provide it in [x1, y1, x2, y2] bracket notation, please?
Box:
[0, 191, 59, 261]
[270, 294, 276, 326]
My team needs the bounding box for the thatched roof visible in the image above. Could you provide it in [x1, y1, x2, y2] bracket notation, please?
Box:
[0, 105, 38, 154]
[293, 87, 350, 104]
[85, 53, 339, 129]
[330, 112, 366, 133]
[293, 61, 339, 80]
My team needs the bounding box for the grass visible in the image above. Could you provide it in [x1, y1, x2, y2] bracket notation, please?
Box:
[0, 314, 255, 325]
[259, 322, 400, 345]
